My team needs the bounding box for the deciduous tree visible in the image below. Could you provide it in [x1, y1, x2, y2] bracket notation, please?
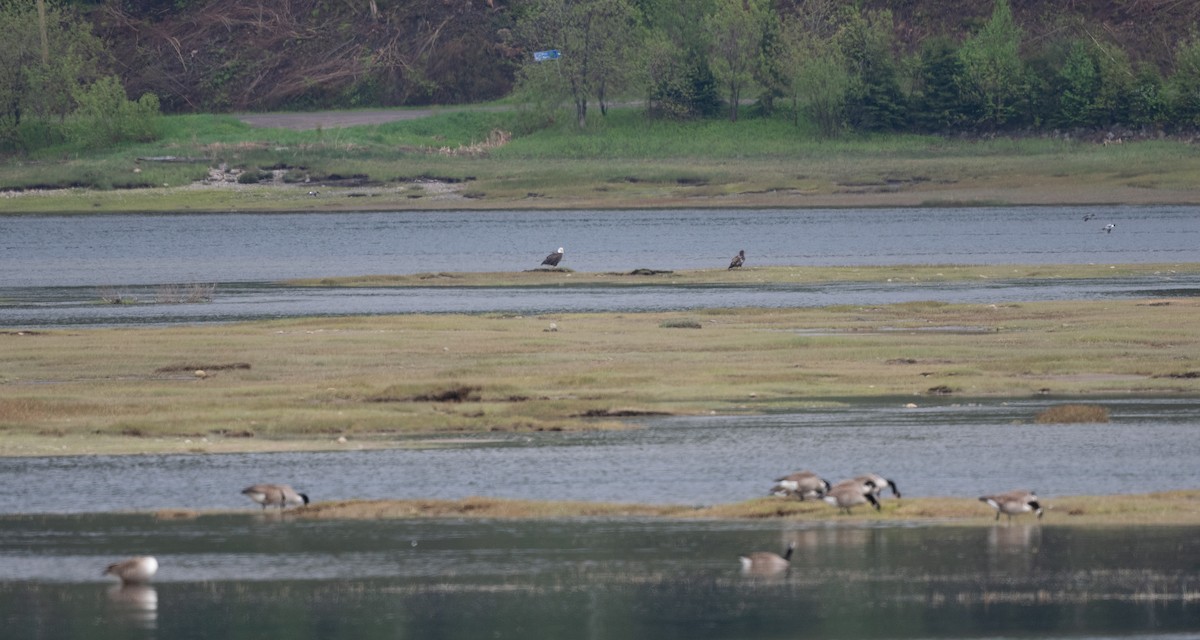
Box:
[516, 0, 642, 128]
[703, 0, 769, 122]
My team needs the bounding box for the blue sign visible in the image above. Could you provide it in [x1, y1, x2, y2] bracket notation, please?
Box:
[533, 49, 561, 62]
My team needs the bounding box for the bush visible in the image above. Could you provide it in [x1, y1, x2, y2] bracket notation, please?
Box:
[66, 76, 161, 149]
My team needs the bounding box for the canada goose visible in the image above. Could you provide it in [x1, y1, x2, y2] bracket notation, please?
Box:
[103, 556, 158, 584]
[823, 479, 881, 514]
[541, 247, 564, 267]
[728, 250, 745, 269]
[979, 490, 1043, 522]
[241, 483, 310, 510]
[739, 541, 795, 575]
[770, 471, 831, 500]
[854, 473, 901, 499]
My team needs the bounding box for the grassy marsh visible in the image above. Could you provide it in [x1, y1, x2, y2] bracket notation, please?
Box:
[3, 295, 1199, 457]
[5, 108, 1200, 212]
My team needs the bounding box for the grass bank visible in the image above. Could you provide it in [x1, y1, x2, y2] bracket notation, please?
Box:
[3, 295, 1199, 457]
[4, 108, 1200, 212]
[157, 490, 1200, 526]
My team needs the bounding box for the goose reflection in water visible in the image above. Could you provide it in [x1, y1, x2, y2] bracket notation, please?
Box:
[106, 584, 157, 629]
[988, 523, 1042, 554]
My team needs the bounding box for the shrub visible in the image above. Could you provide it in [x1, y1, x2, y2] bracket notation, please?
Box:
[66, 76, 161, 149]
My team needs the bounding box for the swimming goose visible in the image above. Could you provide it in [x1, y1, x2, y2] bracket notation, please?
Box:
[739, 541, 795, 575]
[979, 490, 1043, 522]
[854, 473, 901, 499]
[770, 471, 831, 500]
[103, 556, 158, 584]
[823, 479, 881, 514]
[241, 483, 310, 510]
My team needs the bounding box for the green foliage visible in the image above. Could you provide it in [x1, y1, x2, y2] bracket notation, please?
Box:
[1056, 42, 1100, 128]
[909, 36, 964, 132]
[66, 76, 161, 149]
[1168, 32, 1200, 129]
[703, 0, 770, 122]
[1128, 63, 1167, 128]
[956, 0, 1026, 129]
[515, 0, 643, 128]
[0, 0, 106, 151]
[837, 9, 906, 132]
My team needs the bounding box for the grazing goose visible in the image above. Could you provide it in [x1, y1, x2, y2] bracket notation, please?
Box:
[541, 247, 564, 267]
[823, 479, 881, 514]
[979, 490, 1043, 522]
[854, 473, 901, 499]
[739, 541, 795, 575]
[103, 556, 158, 584]
[770, 471, 831, 501]
[241, 483, 310, 510]
[728, 250, 745, 269]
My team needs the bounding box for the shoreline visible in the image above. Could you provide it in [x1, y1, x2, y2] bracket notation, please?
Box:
[3, 182, 1200, 215]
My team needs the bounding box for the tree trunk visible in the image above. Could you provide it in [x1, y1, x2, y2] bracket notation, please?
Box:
[576, 98, 588, 128]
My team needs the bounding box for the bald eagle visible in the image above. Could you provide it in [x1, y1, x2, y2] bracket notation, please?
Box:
[728, 250, 745, 269]
[542, 247, 564, 267]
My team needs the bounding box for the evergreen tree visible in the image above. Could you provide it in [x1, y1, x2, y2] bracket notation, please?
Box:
[838, 9, 906, 132]
[909, 36, 964, 132]
[957, 0, 1026, 130]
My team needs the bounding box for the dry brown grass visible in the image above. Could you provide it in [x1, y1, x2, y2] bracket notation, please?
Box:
[2, 296, 1199, 456]
[1035, 404, 1110, 423]
[289, 490, 1200, 526]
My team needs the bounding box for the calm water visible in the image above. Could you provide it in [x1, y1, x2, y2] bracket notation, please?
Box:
[2, 397, 1198, 515]
[2, 206, 1199, 327]
[1, 516, 1197, 639]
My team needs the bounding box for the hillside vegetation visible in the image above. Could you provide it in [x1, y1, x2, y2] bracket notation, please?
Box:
[90, 0, 1199, 114]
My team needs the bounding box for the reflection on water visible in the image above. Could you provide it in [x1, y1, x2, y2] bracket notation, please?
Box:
[106, 584, 157, 630]
[0, 516, 1197, 639]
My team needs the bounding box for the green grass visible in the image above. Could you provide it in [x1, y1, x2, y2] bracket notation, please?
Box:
[5, 105, 1200, 211]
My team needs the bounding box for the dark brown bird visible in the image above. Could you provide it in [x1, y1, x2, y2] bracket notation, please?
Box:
[541, 247, 564, 267]
[728, 250, 745, 269]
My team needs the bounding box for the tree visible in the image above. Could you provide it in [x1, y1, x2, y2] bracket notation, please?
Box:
[636, 0, 720, 119]
[703, 0, 769, 122]
[776, 13, 848, 135]
[957, 0, 1026, 130]
[837, 9, 906, 132]
[0, 0, 107, 149]
[515, 0, 642, 129]
[909, 36, 965, 132]
[1168, 32, 1200, 129]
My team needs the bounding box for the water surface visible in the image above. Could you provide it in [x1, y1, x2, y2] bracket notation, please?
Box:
[2, 398, 1197, 515]
[1, 516, 1197, 639]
